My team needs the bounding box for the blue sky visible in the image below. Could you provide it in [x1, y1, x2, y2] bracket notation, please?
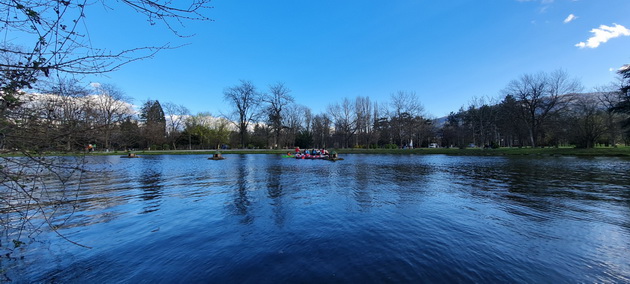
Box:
[82, 0, 630, 118]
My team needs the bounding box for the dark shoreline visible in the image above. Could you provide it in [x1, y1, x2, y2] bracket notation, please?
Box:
[7, 147, 630, 157]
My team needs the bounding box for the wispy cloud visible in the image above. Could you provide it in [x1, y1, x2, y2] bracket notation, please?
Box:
[539, 5, 549, 13]
[575, 24, 630, 48]
[563, 14, 577, 24]
[516, 0, 555, 13]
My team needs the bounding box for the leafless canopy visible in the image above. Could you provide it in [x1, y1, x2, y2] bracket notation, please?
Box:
[223, 80, 262, 148]
[502, 69, 582, 147]
[263, 82, 294, 148]
[0, 0, 211, 255]
[0, 0, 213, 96]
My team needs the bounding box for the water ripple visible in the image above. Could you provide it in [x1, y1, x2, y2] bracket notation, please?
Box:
[3, 154, 630, 283]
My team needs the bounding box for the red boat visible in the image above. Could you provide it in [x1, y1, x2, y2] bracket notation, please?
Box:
[294, 154, 329, 160]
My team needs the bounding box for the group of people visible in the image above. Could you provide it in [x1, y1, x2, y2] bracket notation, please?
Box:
[288, 147, 331, 159]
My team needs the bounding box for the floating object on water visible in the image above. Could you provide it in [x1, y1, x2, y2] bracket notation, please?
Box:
[294, 154, 326, 160]
[121, 153, 140, 158]
[209, 153, 225, 160]
[326, 153, 343, 161]
[294, 153, 343, 161]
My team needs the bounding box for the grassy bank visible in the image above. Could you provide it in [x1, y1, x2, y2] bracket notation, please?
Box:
[332, 146, 630, 157]
[95, 146, 630, 157]
[5, 146, 630, 157]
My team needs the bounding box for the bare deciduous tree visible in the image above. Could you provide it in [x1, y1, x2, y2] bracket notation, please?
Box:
[570, 94, 606, 148]
[503, 70, 582, 147]
[465, 96, 500, 147]
[328, 98, 356, 148]
[89, 83, 133, 150]
[0, 0, 212, 97]
[163, 102, 190, 150]
[283, 104, 311, 148]
[223, 80, 262, 148]
[263, 82, 294, 149]
[354, 96, 373, 147]
[389, 91, 424, 147]
[2, 80, 93, 152]
[43, 79, 91, 151]
[312, 113, 331, 148]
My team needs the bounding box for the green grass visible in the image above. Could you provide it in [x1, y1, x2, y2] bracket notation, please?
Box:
[4, 146, 630, 157]
[108, 146, 630, 157]
[333, 146, 630, 157]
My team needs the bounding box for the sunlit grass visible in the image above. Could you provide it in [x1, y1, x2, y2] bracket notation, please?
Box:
[5, 146, 629, 157]
[332, 146, 630, 156]
[104, 146, 630, 157]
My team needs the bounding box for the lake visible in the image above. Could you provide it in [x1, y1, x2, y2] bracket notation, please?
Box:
[3, 154, 630, 283]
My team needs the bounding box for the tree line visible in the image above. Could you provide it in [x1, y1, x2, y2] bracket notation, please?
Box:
[2, 68, 629, 153]
[444, 69, 630, 149]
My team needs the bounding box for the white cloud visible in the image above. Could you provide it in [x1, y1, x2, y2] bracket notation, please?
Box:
[517, 0, 554, 13]
[563, 14, 577, 24]
[575, 24, 630, 48]
[539, 6, 549, 13]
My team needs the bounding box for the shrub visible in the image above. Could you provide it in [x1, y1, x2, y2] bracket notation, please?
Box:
[383, 144, 398, 149]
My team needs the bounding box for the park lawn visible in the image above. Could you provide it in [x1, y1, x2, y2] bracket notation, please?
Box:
[5, 146, 630, 157]
[333, 146, 630, 156]
[101, 146, 630, 157]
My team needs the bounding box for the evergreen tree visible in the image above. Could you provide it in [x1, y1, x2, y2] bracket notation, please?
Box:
[141, 100, 166, 149]
[613, 64, 630, 133]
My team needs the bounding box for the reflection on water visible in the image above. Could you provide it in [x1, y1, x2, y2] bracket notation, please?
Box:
[137, 159, 164, 214]
[232, 155, 254, 224]
[2, 154, 630, 283]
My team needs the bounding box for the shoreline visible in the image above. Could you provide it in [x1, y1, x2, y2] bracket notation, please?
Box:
[7, 147, 630, 157]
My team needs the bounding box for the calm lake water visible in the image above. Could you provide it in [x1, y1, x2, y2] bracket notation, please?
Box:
[3, 154, 630, 283]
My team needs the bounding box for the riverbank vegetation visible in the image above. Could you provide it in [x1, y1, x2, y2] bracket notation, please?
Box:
[10, 145, 628, 157]
[2, 68, 630, 155]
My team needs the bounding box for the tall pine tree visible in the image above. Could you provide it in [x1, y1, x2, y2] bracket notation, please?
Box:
[141, 100, 166, 149]
[613, 64, 630, 134]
